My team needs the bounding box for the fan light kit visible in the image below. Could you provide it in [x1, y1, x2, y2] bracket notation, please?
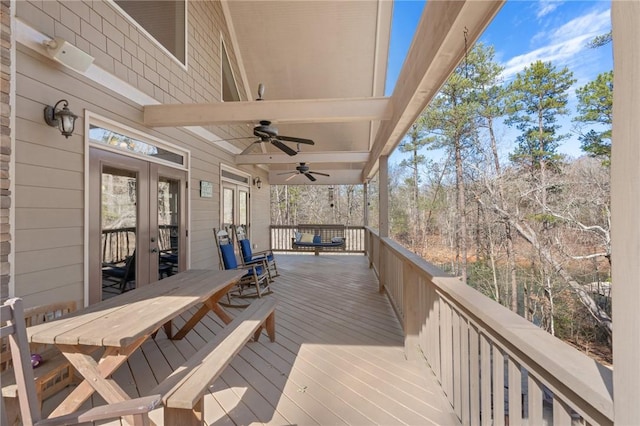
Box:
[241, 84, 315, 156]
[277, 163, 330, 182]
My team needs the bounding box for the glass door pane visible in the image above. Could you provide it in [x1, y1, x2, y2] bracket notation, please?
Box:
[90, 148, 149, 304]
[158, 177, 179, 278]
[222, 186, 234, 229]
[101, 166, 138, 298]
[239, 189, 248, 226]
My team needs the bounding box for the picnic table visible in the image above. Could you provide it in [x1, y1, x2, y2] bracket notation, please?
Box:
[26, 269, 244, 418]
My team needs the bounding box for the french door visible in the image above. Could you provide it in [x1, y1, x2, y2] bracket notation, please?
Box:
[221, 181, 249, 231]
[89, 148, 187, 303]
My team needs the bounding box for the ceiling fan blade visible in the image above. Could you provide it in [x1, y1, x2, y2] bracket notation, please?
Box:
[304, 172, 317, 182]
[285, 173, 298, 182]
[271, 139, 298, 156]
[308, 171, 331, 177]
[240, 141, 260, 155]
[276, 171, 295, 175]
[278, 135, 315, 145]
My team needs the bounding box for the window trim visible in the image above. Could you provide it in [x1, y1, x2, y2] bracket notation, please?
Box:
[221, 38, 241, 102]
[109, 0, 189, 70]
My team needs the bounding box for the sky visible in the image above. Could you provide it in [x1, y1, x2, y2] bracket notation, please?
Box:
[386, 0, 613, 164]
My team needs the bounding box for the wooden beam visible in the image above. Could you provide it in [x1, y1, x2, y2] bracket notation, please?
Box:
[144, 97, 391, 127]
[362, 0, 504, 179]
[235, 151, 369, 165]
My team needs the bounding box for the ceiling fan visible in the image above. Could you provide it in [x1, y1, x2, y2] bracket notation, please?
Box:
[277, 162, 330, 182]
[241, 84, 315, 156]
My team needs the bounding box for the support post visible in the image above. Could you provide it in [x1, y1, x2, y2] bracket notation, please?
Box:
[379, 155, 389, 238]
[378, 156, 389, 292]
[363, 182, 369, 227]
[612, 2, 640, 423]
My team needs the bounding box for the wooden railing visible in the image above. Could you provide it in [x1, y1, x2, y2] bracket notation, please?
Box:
[101, 225, 177, 264]
[270, 225, 366, 253]
[365, 227, 613, 426]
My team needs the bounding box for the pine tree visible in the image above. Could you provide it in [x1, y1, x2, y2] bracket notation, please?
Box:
[506, 60, 576, 208]
[574, 71, 613, 164]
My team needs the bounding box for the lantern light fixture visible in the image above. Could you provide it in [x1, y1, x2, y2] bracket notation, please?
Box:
[44, 99, 77, 138]
[253, 177, 262, 189]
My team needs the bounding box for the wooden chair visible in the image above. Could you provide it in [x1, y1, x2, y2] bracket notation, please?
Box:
[2, 301, 78, 424]
[232, 224, 279, 280]
[214, 228, 272, 304]
[0, 298, 160, 426]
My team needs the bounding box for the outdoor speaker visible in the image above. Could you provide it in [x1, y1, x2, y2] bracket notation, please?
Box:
[44, 37, 94, 73]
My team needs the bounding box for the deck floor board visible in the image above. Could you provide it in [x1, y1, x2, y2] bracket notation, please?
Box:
[41, 255, 457, 425]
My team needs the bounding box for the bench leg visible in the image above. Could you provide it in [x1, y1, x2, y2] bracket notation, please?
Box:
[165, 398, 203, 426]
[266, 312, 276, 342]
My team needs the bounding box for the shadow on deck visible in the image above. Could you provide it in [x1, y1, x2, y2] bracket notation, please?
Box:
[43, 255, 458, 425]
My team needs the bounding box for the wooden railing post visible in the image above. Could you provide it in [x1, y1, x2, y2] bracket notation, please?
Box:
[403, 260, 420, 360]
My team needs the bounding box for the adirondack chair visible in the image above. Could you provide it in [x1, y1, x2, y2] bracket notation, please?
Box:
[214, 228, 272, 305]
[232, 225, 279, 280]
[0, 298, 160, 426]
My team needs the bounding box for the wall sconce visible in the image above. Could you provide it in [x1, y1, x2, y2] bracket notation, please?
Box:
[44, 100, 77, 138]
[253, 177, 262, 189]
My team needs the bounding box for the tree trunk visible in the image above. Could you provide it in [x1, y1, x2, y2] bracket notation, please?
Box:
[455, 140, 468, 283]
[488, 117, 518, 313]
[485, 200, 613, 337]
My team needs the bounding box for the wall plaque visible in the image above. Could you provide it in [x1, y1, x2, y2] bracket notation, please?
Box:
[200, 180, 213, 198]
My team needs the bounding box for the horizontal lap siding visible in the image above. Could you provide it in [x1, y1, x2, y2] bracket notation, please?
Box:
[13, 0, 265, 305]
[1, 0, 12, 302]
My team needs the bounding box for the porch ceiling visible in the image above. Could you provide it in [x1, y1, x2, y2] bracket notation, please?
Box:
[143, 0, 504, 185]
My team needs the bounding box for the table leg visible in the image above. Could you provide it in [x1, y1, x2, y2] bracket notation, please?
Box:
[164, 320, 173, 338]
[171, 282, 236, 339]
[50, 336, 148, 417]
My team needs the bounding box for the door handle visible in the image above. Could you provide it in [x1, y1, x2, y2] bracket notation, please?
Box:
[151, 248, 158, 253]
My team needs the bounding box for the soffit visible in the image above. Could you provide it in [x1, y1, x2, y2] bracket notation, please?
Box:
[222, 0, 391, 182]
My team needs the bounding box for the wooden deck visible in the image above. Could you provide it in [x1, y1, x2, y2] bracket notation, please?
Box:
[42, 255, 458, 425]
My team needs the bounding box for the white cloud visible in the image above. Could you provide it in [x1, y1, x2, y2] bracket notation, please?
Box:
[550, 9, 610, 40]
[501, 8, 610, 80]
[537, 0, 562, 18]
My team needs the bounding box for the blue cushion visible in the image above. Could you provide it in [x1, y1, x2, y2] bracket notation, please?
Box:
[331, 237, 344, 243]
[220, 244, 238, 269]
[239, 239, 253, 260]
[244, 264, 263, 277]
[313, 235, 322, 244]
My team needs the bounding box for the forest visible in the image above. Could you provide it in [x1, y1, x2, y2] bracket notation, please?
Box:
[270, 41, 613, 363]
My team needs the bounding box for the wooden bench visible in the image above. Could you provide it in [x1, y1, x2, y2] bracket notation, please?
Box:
[150, 297, 277, 425]
[1, 301, 77, 424]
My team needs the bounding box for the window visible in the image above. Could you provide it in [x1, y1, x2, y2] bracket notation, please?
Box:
[222, 41, 240, 101]
[114, 1, 186, 64]
[89, 125, 185, 167]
